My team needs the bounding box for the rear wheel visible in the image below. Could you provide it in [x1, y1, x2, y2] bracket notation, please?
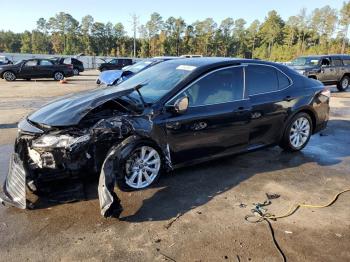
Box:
[280, 113, 313, 152]
[53, 72, 64, 81]
[337, 76, 349, 92]
[3, 71, 16, 81]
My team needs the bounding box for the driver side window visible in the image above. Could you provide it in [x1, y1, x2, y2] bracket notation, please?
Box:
[179, 67, 244, 107]
[321, 58, 330, 66]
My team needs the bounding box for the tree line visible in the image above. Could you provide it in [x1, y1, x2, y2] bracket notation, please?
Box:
[0, 2, 349, 61]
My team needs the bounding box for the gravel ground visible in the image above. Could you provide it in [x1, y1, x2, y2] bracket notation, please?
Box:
[0, 71, 349, 262]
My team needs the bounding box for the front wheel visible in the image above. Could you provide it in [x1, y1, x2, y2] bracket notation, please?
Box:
[280, 113, 313, 152]
[116, 144, 162, 191]
[53, 72, 64, 81]
[73, 68, 79, 76]
[337, 76, 349, 92]
[3, 71, 16, 81]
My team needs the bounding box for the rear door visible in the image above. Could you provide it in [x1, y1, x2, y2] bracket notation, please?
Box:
[164, 66, 252, 164]
[37, 59, 55, 77]
[245, 64, 292, 148]
[330, 57, 343, 81]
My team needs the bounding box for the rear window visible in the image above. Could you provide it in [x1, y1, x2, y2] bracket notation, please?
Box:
[277, 70, 290, 89]
[246, 65, 279, 95]
[332, 58, 343, 66]
[39, 60, 53, 66]
[343, 58, 350, 65]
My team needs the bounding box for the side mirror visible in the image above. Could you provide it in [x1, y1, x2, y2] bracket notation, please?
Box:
[168, 96, 189, 114]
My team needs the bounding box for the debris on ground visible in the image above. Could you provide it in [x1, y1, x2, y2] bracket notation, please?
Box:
[164, 213, 183, 229]
[266, 193, 280, 200]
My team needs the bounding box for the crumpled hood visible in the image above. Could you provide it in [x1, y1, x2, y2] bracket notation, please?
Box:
[98, 70, 124, 85]
[28, 87, 134, 127]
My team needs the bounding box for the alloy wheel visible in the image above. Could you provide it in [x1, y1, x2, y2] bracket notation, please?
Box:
[289, 117, 311, 149]
[3, 71, 16, 81]
[73, 69, 79, 75]
[54, 72, 64, 81]
[342, 78, 349, 89]
[125, 146, 161, 189]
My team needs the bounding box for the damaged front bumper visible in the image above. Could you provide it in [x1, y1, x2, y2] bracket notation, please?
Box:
[0, 154, 27, 209]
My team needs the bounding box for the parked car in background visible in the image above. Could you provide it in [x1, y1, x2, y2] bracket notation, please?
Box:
[98, 58, 133, 72]
[54, 57, 84, 75]
[0, 58, 330, 215]
[0, 56, 12, 65]
[96, 57, 178, 86]
[289, 54, 350, 91]
[0, 59, 74, 81]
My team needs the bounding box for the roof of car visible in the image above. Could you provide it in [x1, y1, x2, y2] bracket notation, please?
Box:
[298, 54, 350, 58]
[164, 57, 279, 68]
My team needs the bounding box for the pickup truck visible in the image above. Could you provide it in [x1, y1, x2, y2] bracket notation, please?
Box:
[0, 59, 74, 81]
[289, 54, 350, 91]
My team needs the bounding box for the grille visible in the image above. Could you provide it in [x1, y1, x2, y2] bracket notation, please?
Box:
[4, 154, 26, 209]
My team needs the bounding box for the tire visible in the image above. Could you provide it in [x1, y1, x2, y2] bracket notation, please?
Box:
[3, 71, 16, 81]
[96, 79, 101, 85]
[115, 141, 162, 191]
[25, 78, 31, 81]
[53, 72, 64, 81]
[279, 112, 313, 152]
[73, 68, 79, 76]
[337, 75, 349, 92]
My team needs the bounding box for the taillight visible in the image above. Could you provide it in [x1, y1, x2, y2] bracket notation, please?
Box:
[321, 87, 331, 98]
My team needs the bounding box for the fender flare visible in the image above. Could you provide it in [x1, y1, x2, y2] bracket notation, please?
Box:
[279, 106, 318, 142]
[97, 135, 169, 217]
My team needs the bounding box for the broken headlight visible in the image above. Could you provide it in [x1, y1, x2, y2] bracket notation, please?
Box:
[32, 134, 90, 149]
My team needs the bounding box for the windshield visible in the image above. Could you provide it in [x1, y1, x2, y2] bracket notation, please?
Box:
[291, 57, 320, 66]
[116, 61, 194, 103]
[14, 60, 23, 65]
[126, 60, 154, 74]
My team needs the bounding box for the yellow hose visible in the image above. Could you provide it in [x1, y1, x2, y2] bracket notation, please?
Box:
[265, 188, 350, 220]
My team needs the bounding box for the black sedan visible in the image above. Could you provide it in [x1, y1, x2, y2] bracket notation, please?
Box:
[0, 58, 330, 216]
[0, 59, 74, 81]
[54, 57, 85, 76]
[97, 58, 133, 72]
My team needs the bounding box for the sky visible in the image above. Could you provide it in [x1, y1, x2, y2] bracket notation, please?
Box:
[0, 0, 346, 35]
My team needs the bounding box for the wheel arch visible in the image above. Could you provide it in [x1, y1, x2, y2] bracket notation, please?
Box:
[308, 75, 317, 80]
[341, 73, 350, 79]
[283, 106, 317, 136]
[1, 70, 16, 79]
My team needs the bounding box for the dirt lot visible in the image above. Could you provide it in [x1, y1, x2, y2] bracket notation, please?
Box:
[0, 71, 349, 262]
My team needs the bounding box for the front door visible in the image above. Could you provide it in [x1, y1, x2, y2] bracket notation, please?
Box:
[20, 60, 39, 78]
[319, 57, 336, 82]
[164, 66, 252, 165]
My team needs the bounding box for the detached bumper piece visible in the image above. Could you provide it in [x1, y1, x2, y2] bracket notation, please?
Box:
[0, 154, 27, 209]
